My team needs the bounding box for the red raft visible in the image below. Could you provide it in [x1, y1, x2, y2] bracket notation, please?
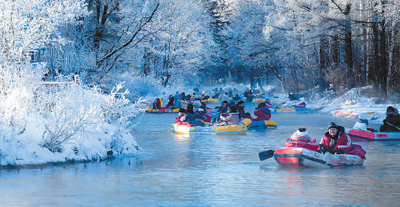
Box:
[348, 129, 400, 141]
[273, 147, 364, 168]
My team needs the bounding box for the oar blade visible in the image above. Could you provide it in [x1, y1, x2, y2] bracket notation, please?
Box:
[258, 150, 275, 161]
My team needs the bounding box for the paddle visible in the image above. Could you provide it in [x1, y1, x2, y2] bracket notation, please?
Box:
[385, 121, 400, 131]
[258, 150, 275, 161]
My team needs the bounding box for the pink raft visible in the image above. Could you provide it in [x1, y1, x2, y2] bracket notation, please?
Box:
[293, 101, 306, 108]
[271, 129, 365, 168]
[348, 129, 400, 141]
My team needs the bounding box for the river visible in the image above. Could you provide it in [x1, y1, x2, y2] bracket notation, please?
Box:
[1, 106, 400, 206]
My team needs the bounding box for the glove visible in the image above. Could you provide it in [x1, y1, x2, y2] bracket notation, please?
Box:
[317, 144, 326, 154]
[326, 148, 335, 154]
[333, 147, 344, 154]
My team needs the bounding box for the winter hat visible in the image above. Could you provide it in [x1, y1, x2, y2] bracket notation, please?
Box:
[296, 128, 308, 136]
[290, 128, 311, 141]
[256, 102, 266, 109]
[327, 122, 338, 130]
[387, 106, 395, 113]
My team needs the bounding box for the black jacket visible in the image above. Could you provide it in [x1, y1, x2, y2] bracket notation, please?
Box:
[380, 109, 400, 132]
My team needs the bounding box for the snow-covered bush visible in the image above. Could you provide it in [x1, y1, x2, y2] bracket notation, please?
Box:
[37, 81, 139, 151]
[0, 79, 142, 166]
[341, 88, 361, 105]
[0, 64, 46, 140]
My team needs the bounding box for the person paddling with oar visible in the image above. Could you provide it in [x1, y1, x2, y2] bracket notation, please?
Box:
[380, 106, 400, 132]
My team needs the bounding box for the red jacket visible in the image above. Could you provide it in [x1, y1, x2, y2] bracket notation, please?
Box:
[252, 108, 271, 121]
[319, 131, 352, 152]
[320, 127, 366, 159]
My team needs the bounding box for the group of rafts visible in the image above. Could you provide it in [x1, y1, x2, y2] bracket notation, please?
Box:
[145, 97, 385, 168]
[167, 99, 308, 135]
[170, 105, 278, 135]
[146, 97, 280, 134]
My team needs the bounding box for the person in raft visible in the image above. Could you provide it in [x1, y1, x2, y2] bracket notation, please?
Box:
[317, 122, 350, 154]
[380, 106, 400, 132]
[176, 108, 189, 124]
[217, 106, 240, 126]
[236, 100, 246, 120]
[290, 128, 312, 142]
[286, 128, 319, 151]
[173, 91, 182, 109]
[244, 102, 271, 121]
[317, 122, 367, 159]
[152, 97, 162, 109]
[187, 103, 206, 126]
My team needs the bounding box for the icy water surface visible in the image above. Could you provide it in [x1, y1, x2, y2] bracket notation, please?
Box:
[1, 108, 400, 206]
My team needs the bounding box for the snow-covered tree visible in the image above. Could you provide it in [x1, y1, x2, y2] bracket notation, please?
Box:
[141, 0, 216, 87]
[0, 0, 142, 165]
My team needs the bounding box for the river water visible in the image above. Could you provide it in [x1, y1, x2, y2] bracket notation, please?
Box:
[1, 106, 400, 207]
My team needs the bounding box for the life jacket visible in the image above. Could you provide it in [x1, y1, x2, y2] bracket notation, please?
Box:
[253, 108, 271, 121]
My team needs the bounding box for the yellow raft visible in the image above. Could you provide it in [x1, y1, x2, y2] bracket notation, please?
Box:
[252, 98, 266, 103]
[170, 123, 247, 135]
[142, 106, 180, 113]
[241, 118, 277, 129]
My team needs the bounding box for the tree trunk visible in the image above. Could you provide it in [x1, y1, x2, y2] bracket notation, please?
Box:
[344, 21, 354, 88]
[379, 19, 388, 98]
[387, 29, 394, 93]
[268, 66, 285, 92]
[250, 68, 256, 89]
[332, 35, 339, 65]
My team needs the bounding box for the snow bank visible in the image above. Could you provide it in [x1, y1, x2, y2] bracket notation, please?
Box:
[0, 81, 143, 166]
[305, 86, 395, 127]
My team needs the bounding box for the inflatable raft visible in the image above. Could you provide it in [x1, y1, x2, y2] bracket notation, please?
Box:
[170, 123, 247, 135]
[182, 99, 210, 104]
[271, 107, 308, 113]
[145, 106, 180, 113]
[348, 129, 400, 141]
[252, 98, 266, 103]
[241, 118, 277, 129]
[207, 98, 220, 103]
[273, 147, 364, 168]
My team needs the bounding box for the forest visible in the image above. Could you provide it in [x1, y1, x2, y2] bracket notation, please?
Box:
[3, 0, 400, 97]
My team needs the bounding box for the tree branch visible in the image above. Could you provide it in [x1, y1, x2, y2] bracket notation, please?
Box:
[97, 3, 159, 67]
